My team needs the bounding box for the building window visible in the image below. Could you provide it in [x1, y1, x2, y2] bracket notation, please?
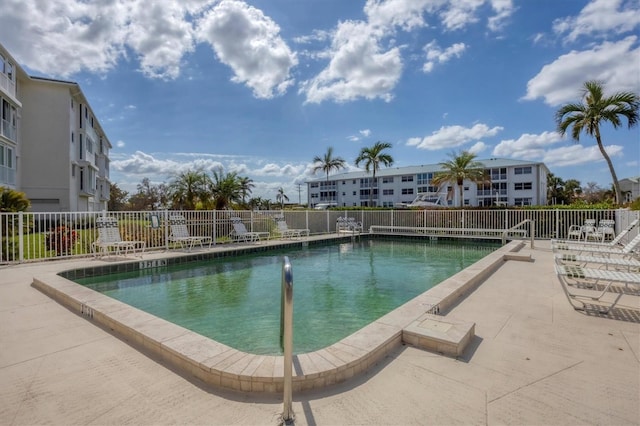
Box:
[353, 191, 356, 196]
[514, 198, 532, 206]
[489, 168, 507, 180]
[382, 189, 394, 195]
[417, 173, 433, 185]
[514, 182, 532, 190]
[310, 183, 318, 188]
[401, 188, 414, 195]
[514, 166, 532, 175]
[382, 177, 394, 183]
[401, 175, 414, 182]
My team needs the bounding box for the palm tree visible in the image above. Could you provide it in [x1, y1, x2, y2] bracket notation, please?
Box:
[0, 186, 30, 212]
[556, 80, 639, 205]
[312, 147, 346, 181]
[432, 151, 487, 207]
[210, 168, 242, 210]
[276, 187, 289, 209]
[168, 169, 211, 210]
[238, 176, 255, 206]
[354, 141, 394, 207]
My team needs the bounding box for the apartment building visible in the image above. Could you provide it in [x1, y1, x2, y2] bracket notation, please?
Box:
[307, 158, 550, 208]
[620, 176, 640, 203]
[0, 43, 111, 212]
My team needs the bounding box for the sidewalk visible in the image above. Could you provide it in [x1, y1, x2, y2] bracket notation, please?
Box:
[1, 241, 638, 425]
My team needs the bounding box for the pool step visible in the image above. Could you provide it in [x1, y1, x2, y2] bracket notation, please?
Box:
[402, 314, 475, 357]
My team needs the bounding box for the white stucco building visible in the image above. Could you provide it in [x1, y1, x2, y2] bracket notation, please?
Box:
[0, 43, 111, 212]
[619, 176, 640, 203]
[307, 158, 550, 208]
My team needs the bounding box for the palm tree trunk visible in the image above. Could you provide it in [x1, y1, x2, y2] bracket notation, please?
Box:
[595, 128, 623, 204]
[369, 171, 375, 207]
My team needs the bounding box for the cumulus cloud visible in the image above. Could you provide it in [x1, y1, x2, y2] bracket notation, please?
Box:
[0, 0, 199, 79]
[542, 144, 624, 167]
[488, 0, 514, 32]
[492, 131, 564, 159]
[300, 20, 403, 104]
[422, 40, 467, 73]
[360, 129, 371, 137]
[468, 141, 488, 154]
[553, 0, 640, 43]
[523, 36, 640, 106]
[116, 141, 126, 148]
[196, 0, 298, 99]
[407, 123, 503, 150]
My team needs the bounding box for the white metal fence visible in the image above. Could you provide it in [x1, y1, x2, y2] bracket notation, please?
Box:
[1, 208, 638, 264]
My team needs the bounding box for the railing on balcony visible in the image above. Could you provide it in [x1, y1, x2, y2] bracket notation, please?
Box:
[0, 73, 16, 99]
[0, 208, 637, 264]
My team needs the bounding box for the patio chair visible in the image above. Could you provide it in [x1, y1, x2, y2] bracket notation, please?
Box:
[229, 217, 270, 243]
[168, 215, 212, 251]
[566, 219, 596, 241]
[552, 233, 640, 258]
[92, 217, 145, 258]
[274, 216, 309, 239]
[336, 217, 363, 234]
[555, 264, 640, 314]
[584, 219, 617, 242]
[551, 218, 639, 249]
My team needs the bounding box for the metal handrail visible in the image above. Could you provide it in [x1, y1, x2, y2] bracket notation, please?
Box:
[281, 256, 293, 422]
[502, 219, 535, 248]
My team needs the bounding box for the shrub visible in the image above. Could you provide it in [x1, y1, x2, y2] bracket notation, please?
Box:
[45, 226, 78, 255]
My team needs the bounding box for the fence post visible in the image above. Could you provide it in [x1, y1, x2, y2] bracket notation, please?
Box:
[18, 211, 24, 263]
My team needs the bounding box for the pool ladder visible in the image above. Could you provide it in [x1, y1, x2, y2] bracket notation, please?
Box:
[281, 256, 294, 423]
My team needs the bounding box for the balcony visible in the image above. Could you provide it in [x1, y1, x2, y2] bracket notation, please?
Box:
[0, 73, 16, 100]
[1, 118, 17, 142]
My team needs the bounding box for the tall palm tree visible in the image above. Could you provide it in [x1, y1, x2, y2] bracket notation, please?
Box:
[167, 169, 211, 210]
[276, 187, 289, 209]
[354, 141, 394, 207]
[432, 151, 487, 207]
[556, 80, 639, 205]
[238, 176, 255, 206]
[312, 147, 346, 181]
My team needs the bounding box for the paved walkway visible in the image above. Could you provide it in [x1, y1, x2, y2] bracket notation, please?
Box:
[1, 241, 638, 425]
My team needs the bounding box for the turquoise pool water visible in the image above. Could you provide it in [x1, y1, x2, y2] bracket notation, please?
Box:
[76, 239, 498, 355]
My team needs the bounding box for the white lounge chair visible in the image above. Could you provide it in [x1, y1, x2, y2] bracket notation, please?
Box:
[552, 234, 640, 258]
[555, 264, 640, 314]
[274, 217, 309, 239]
[230, 217, 270, 243]
[92, 217, 145, 258]
[554, 253, 640, 272]
[168, 215, 212, 251]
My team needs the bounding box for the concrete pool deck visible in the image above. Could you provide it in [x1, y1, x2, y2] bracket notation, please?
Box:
[1, 239, 639, 425]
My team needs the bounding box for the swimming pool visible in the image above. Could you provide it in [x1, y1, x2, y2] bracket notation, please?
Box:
[75, 238, 498, 355]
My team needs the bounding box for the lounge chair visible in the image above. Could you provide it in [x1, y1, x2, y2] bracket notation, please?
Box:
[555, 264, 640, 314]
[230, 217, 270, 243]
[92, 217, 145, 258]
[336, 217, 363, 234]
[552, 233, 640, 258]
[168, 215, 212, 251]
[552, 218, 638, 247]
[274, 216, 309, 239]
[584, 219, 617, 242]
[554, 253, 640, 272]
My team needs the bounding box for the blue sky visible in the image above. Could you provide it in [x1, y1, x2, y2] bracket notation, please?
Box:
[1, 0, 639, 203]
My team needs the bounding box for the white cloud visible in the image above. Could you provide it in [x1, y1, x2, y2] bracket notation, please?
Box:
[487, 0, 514, 32]
[407, 123, 503, 150]
[523, 36, 640, 106]
[553, 0, 640, 43]
[360, 129, 371, 137]
[493, 131, 563, 159]
[422, 40, 466, 73]
[468, 141, 487, 154]
[116, 141, 126, 148]
[543, 144, 624, 167]
[0, 0, 199, 79]
[300, 20, 403, 104]
[196, 0, 297, 99]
